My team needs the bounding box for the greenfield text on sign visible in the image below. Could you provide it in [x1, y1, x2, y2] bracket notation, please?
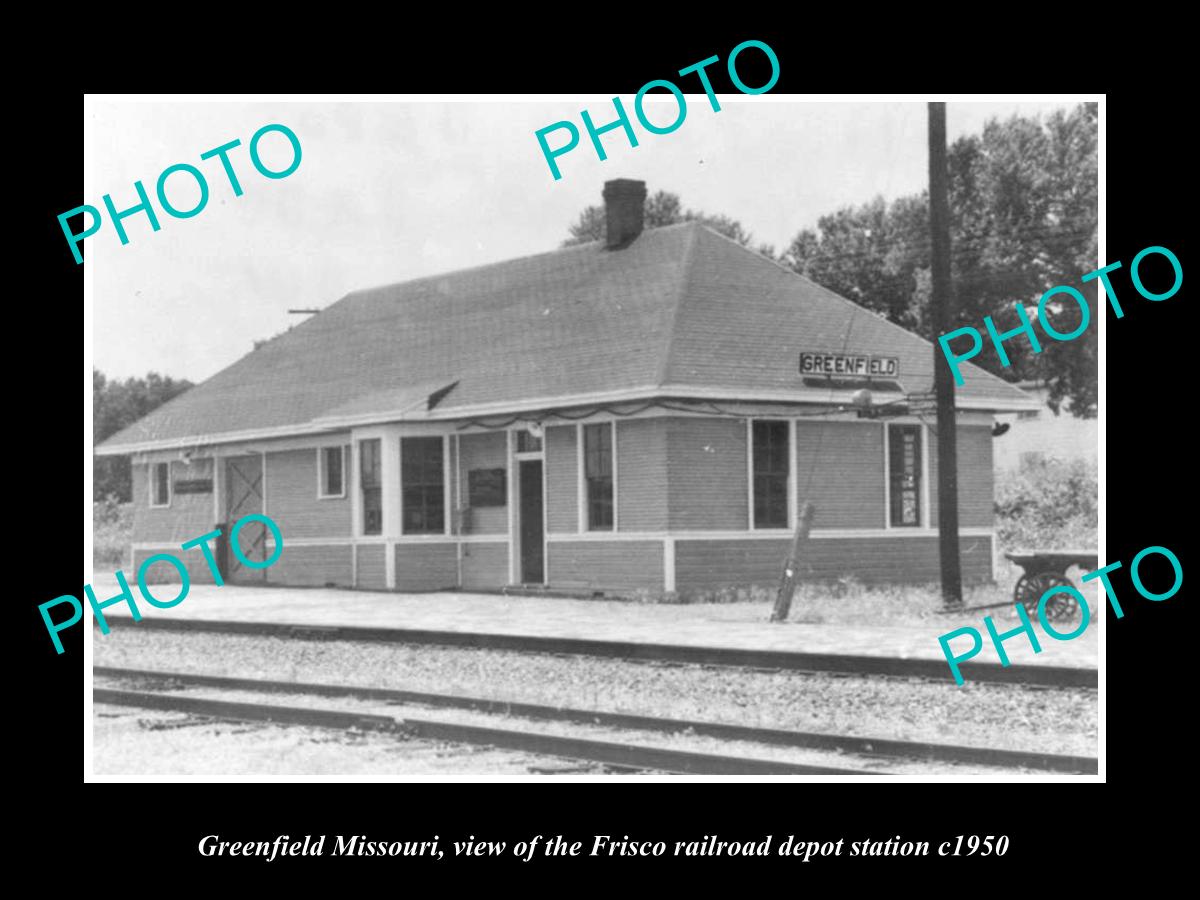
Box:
[799, 352, 900, 378]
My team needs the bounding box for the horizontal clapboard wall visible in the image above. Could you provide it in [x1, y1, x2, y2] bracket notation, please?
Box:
[394, 543, 459, 591]
[356, 544, 387, 590]
[266, 544, 352, 587]
[548, 540, 663, 591]
[674, 534, 993, 591]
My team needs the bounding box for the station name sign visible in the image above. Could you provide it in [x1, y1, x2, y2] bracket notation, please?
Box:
[799, 352, 900, 378]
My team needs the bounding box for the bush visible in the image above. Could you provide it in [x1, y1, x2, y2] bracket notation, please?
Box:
[94, 496, 133, 569]
[995, 456, 1097, 550]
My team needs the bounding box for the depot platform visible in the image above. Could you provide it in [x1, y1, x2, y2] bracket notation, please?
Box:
[84, 576, 1099, 676]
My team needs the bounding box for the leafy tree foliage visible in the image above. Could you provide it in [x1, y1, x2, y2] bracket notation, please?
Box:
[93, 369, 193, 501]
[785, 103, 1098, 416]
[563, 189, 776, 259]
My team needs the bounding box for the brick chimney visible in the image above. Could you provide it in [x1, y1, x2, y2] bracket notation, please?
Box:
[602, 179, 647, 249]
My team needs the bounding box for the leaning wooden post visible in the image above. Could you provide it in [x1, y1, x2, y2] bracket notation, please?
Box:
[771, 501, 815, 622]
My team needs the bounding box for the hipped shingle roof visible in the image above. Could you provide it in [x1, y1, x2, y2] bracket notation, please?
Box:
[98, 223, 1037, 453]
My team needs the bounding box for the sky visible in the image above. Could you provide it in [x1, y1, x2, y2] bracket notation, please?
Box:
[87, 97, 1083, 383]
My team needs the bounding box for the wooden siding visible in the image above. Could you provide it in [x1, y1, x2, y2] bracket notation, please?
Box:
[132, 546, 219, 585]
[666, 417, 748, 530]
[394, 543, 459, 591]
[356, 544, 387, 590]
[794, 421, 885, 528]
[929, 425, 995, 528]
[265, 544, 353, 587]
[547, 541, 663, 591]
[264, 448, 352, 539]
[458, 432, 508, 535]
[616, 419, 668, 531]
[545, 424, 578, 533]
[674, 534, 994, 591]
[461, 541, 509, 590]
[131, 459, 216, 542]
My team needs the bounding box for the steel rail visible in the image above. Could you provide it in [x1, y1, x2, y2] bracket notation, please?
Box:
[93, 687, 874, 776]
[100, 616, 1097, 688]
[95, 666, 1096, 773]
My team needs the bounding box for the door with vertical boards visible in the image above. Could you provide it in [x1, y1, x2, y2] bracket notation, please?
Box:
[225, 455, 266, 582]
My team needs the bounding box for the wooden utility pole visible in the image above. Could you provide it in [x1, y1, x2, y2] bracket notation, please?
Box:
[771, 501, 814, 622]
[928, 102, 963, 607]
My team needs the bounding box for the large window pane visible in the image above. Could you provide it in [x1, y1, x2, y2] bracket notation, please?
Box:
[322, 446, 344, 497]
[402, 436, 445, 534]
[752, 420, 789, 528]
[583, 423, 613, 531]
[152, 462, 170, 507]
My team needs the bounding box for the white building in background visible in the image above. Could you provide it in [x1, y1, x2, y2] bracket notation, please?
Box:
[992, 381, 1098, 471]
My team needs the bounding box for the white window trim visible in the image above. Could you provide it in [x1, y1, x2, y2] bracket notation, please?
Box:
[788, 419, 798, 528]
[350, 443, 361, 540]
[881, 421, 890, 527]
[443, 436, 453, 537]
[884, 421, 926, 530]
[508, 429, 518, 582]
[513, 427, 544, 458]
[541, 443, 550, 583]
[357, 436, 385, 538]
[577, 420, 617, 533]
[575, 425, 586, 534]
[149, 461, 171, 508]
[748, 418, 792, 532]
[316, 445, 347, 500]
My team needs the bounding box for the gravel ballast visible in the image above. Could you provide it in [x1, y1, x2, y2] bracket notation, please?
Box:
[95, 705, 612, 776]
[93, 630, 1098, 757]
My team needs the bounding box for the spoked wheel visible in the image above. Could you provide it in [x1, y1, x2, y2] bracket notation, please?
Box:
[1014, 572, 1077, 622]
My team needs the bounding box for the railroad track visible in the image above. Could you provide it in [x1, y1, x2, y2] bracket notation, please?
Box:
[100, 616, 1097, 688]
[94, 686, 869, 776]
[94, 666, 1098, 774]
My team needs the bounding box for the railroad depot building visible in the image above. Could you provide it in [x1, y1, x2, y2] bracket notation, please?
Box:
[97, 180, 1039, 597]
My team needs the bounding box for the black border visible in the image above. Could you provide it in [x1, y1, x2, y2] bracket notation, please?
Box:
[24, 26, 1189, 883]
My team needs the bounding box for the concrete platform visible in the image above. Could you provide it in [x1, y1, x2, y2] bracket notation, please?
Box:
[85, 576, 1099, 672]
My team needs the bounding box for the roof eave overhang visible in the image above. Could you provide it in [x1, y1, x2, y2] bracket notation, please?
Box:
[93, 383, 1043, 456]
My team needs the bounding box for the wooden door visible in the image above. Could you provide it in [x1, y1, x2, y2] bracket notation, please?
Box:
[519, 459, 544, 584]
[225, 455, 266, 582]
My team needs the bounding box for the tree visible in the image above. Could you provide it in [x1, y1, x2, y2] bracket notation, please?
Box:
[93, 369, 194, 501]
[563, 189, 776, 258]
[784, 103, 1098, 416]
[785, 195, 928, 333]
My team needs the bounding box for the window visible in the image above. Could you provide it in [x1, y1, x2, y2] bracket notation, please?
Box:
[516, 430, 543, 453]
[752, 420, 789, 528]
[318, 446, 345, 499]
[888, 424, 922, 527]
[150, 461, 171, 507]
[402, 436, 445, 534]
[583, 423, 613, 530]
[360, 439, 382, 535]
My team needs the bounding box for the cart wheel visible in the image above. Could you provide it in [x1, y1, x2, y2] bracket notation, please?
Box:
[1014, 573, 1077, 622]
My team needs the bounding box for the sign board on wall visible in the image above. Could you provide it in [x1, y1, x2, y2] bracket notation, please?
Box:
[173, 478, 213, 495]
[467, 468, 507, 507]
[799, 352, 900, 378]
